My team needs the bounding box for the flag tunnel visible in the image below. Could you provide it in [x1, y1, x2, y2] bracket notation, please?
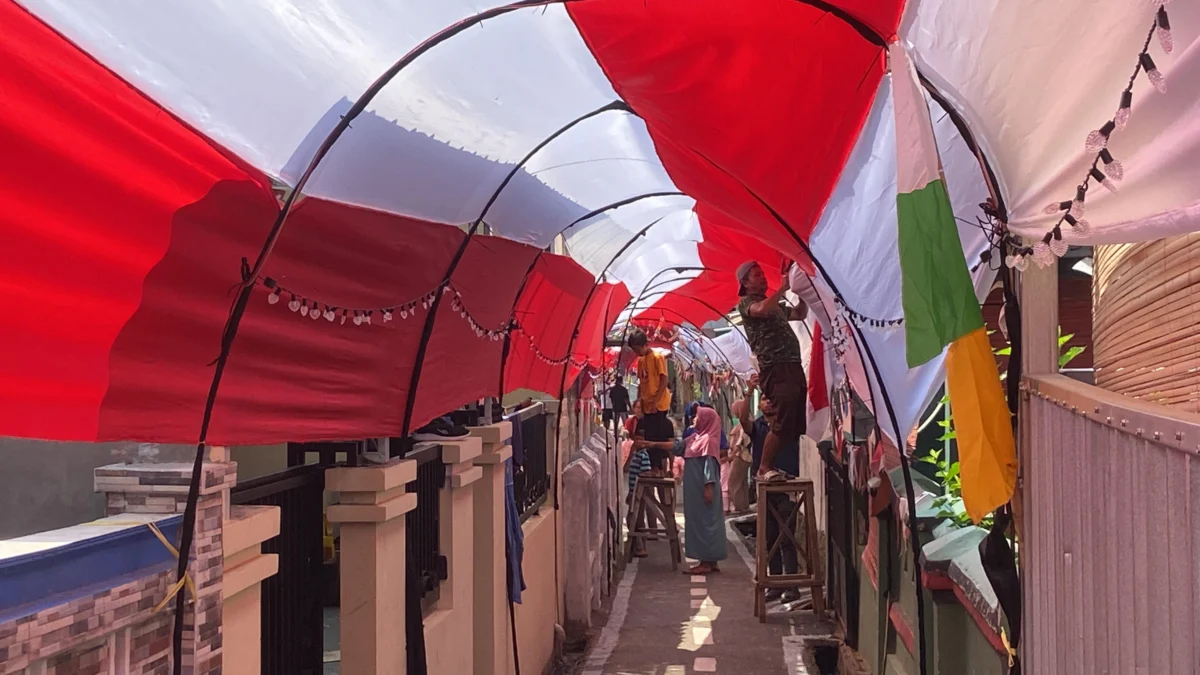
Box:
[1, 1, 1197, 674]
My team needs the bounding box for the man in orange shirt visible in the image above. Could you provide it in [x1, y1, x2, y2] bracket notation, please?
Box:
[628, 329, 673, 470]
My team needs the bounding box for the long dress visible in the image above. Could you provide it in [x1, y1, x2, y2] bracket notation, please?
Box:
[673, 440, 728, 562]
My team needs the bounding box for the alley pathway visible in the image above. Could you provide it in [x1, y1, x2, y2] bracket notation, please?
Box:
[578, 517, 836, 675]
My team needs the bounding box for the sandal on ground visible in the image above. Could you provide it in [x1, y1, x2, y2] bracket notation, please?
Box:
[684, 563, 715, 575]
[633, 548, 649, 558]
[756, 468, 792, 483]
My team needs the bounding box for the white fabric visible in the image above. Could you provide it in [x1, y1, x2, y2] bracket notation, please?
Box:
[803, 75, 994, 445]
[710, 329, 757, 378]
[18, 0, 696, 266]
[905, 1, 1200, 245]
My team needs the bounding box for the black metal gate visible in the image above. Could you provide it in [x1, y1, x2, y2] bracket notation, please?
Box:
[823, 441, 861, 648]
[232, 463, 326, 675]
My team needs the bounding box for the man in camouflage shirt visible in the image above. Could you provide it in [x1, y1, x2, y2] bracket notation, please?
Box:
[735, 260, 808, 481]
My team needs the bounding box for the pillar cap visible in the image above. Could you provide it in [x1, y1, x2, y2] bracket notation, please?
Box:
[326, 458, 416, 494]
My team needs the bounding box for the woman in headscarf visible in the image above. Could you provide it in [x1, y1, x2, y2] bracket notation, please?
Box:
[634, 406, 729, 575]
[725, 399, 753, 513]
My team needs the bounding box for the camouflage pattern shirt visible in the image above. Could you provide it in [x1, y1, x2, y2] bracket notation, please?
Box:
[737, 295, 803, 368]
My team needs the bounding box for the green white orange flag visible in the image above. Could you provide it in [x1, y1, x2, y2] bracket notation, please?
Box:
[890, 43, 1017, 523]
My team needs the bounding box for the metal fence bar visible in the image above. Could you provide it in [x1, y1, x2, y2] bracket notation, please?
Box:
[405, 443, 447, 612]
[1022, 374, 1200, 674]
[515, 410, 550, 521]
[231, 464, 325, 675]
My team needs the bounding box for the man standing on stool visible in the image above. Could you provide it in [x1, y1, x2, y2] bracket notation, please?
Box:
[628, 329, 673, 471]
[736, 260, 808, 482]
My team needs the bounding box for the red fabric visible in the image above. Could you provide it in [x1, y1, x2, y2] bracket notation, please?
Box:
[503, 255, 599, 398]
[570, 0, 894, 273]
[808, 322, 830, 411]
[0, 0, 274, 441]
[639, 205, 793, 325]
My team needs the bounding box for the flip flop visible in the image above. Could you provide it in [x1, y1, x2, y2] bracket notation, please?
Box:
[756, 468, 792, 483]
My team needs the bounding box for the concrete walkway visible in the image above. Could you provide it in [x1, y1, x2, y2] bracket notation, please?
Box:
[578, 517, 836, 675]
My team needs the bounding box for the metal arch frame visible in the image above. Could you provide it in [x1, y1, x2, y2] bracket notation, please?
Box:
[495, 193, 689, 398]
[685, 146, 934, 675]
[162, 4, 994, 673]
[617, 265, 712, 350]
[400, 100, 631, 436]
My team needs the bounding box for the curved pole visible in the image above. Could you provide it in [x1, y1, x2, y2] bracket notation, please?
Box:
[632, 289, 748, 340]
[685, 145, 931, 675]
[540, 214, 683, 507]
[618, 265, 711, 348]
[167, 6, 569, 669]
[496, 194, 687, 398]
[159, 5, 889, 672]
[401, 101, 631, 436]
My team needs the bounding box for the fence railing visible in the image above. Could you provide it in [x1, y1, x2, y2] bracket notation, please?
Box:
[514, 402, 551, 521]
[405, 443, 447, 613]
[231, 464, 326, 675]
[1022, 374, 1200, 674]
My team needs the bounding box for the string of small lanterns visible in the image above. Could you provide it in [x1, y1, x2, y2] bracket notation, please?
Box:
[511, 327, 587, 367]
[833, 296, 904, 332]
[1007, 7, 1174, 270]
[260, 276, 506, 340]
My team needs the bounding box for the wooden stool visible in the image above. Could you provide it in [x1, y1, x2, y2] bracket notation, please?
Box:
[625, 476, 683, 570]
[754, 479, 825, 622]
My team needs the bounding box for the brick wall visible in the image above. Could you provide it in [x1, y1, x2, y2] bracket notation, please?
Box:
[0, 460, 236, 675]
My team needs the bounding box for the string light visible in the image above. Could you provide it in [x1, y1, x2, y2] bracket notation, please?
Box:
[833, 296, 904, 332]
[1011, 14, 1172, 268]
[512, 327, 586, 367]
[1156, 7, 1173, 54]
[258, 277, 508, 340]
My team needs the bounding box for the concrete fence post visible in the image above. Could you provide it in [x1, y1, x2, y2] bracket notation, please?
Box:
[469, 421, 513, 675]
[326, 458, 417, 675]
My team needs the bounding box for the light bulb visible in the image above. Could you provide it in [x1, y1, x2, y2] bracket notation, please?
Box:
[383, 311, 393, 322]
[1005, 254, 1017, 269]
[364, 313, 371, 325]
[1100, 150, 1124, 181]
[288, 298, 300, 312]
[1015, 255, 1030, 272]
[1157, 8, 1173, 53]
[267, 291, 280, 305]
[1043, 201, 1069, 215]
[1141, 53, 1167, 94]
[1114, 91, 1133, 131]
[1091, 168, 1117, 193]
[1070, 199, 1085, 218]
[400, 308, 408, 319]
[1050, 235, 1070, 258]
[353, 314, 363, 326]
[310, 308, 320, 320]
[1033, 241, 1055, 267]
[325, 309, 335, 322]
[1072, 218, 1092, 238]
[1085, 121, 1115, 153]
[299, 303, 309, 317]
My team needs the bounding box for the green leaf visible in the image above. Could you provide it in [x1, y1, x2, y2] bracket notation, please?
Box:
[994, 346, 1012, 356]
[937, 430, 957, 441]
[1060, 345, 1086, 369]
[937, 419, 952, 428]
[945, 463, 961, 481]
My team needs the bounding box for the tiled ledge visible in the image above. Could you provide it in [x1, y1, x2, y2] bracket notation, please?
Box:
[0, 514, 181, 621]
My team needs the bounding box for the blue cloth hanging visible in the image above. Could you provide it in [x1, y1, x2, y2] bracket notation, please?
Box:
[503, 458, 526, 603]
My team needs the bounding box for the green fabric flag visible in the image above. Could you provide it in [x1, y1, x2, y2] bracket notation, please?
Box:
[896, 179, 984, 367]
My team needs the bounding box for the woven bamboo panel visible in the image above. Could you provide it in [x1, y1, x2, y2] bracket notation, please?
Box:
[1093, 234, 1200, 411]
